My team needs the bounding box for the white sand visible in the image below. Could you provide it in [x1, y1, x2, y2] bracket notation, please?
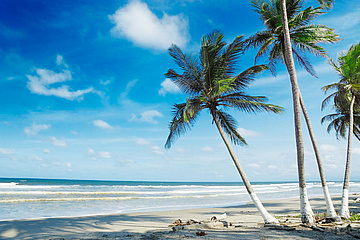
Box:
[0, 194, 359, 239]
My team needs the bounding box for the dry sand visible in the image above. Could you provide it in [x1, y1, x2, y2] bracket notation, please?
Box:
[0, 194, 359, 239]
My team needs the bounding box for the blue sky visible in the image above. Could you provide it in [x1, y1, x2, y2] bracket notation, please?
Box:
[0, 0, 359, 182]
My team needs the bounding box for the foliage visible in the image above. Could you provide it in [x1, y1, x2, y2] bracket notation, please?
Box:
[322, 42, 360, 139]
[164, 30, 283, 149]
[350, 213, 360, 221]
[247, 0, 339, 76]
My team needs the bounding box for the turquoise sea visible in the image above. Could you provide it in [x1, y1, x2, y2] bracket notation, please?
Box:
[1, 178, 360, 221]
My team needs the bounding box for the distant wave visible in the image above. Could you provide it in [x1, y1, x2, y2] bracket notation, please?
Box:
[0, 182, 18, 187]
[0, 192, 248, 203]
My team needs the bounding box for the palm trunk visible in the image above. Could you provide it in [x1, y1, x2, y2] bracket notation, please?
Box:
[299, 93, 338, 219]
[340, 94, 355, 219]
[280, 0, 314, 224]
[210, 109, 278, 224]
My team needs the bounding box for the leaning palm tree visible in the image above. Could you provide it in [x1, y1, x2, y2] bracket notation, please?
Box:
[322, 42, 360, 219]
[164, 30, 283, 224]
[247, 0, 339, 223]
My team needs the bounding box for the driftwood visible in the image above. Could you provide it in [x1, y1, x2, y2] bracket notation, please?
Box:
[264, 224, 296, 231]
[169, 213, 228, 231]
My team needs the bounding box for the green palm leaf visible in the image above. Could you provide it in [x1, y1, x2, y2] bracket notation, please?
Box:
[165, 30, 283, 148]
[247, 0, 340, 76]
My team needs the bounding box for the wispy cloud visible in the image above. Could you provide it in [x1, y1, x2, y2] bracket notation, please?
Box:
[93, 120, 113, 130]
[0, 148, 15, 155]
[159, 78, 181, 96]
[248, 163, 260, 168]
[130, 110, 163, 124]
[151, 145, 164, 155]
[26, 55, 97, 101]
[319, 144, 338, 152]
[98, 151, 112, 159]
[109, 0, 189, 50]
[87, 148, 112, 160]
[24, 123, 51, 136]
[56, 54, 68, 68]
[201, 146, 214, 152]
[120, 79, 138, 98]
[134, 138, 151, 145]
[237, 128, 260, 137]
[321, 8, 360, 34]
[50, 137, 67, 147]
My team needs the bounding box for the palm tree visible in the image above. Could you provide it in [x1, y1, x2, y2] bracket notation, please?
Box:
[164, 30, 283, 224]
[322, 42, 360, 219]
[321, 95, 360, 142]
[247, 0, 339, 222]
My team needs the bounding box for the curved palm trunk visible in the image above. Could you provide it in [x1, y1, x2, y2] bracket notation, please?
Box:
[299, 94, 338, 219]
[280, 0, 314, 224]
[210, 109, 278, 224]
[340, 94, 355, 219]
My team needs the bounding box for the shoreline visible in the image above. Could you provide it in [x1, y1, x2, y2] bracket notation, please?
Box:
[1, 194, 359, 239]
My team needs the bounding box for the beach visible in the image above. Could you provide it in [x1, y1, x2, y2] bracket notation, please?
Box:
[1, 194, 359, 239]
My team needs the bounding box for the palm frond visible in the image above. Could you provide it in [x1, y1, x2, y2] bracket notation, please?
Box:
[233, 64, 269, 90]
[222, 35, 246, 76]
[166, 45, 203, 95]
[292, 48, 317, 77]
[165, 101, 202, 149]
[315, 0, 333, 10]
[215, 109, 247, 145]
[219, 93, 284, 114]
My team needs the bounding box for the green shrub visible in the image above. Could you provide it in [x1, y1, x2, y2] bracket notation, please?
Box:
[350, 213, 360, 221]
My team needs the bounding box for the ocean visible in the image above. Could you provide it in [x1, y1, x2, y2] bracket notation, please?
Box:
[1, 178, 360, 221]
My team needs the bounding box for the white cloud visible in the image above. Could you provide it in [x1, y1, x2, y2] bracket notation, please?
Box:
[177, 147, 187, 153]
[33, 156, 43, 161]
[66, 162, 72, 172]
[87, 148, 112, 160]
[98, 151, 112, 159]
[237, 128, 260, 137]
[93, 120, 113, 130]
[24, 123, 51, 136]
[159, 78, 181, 96]
[130, 110, 163, 124]
[100, 79, 112, 85]
[151, 145, 164, 155]
[120, 79, 138, 98]
[26, 56, 97, 101]
[319, 144, 338, 152]
[201, 146, 214, 152]
[248, 163, 260, 168]
[134, 138, 151, 145]
[56, 54, 68, 68]
[50, 137, 67, 147]
[87, 148, 95, 155]
[109, 0, 189, 50]
[43, 148, 50, 154]
[0, 148, 15, 155]
[322, 10, 360, 34]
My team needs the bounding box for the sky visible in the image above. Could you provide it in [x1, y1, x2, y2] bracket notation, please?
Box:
[0, 0, 360, 182]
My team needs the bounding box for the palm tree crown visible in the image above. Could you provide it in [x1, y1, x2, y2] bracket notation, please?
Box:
[322, 42, 360, 109]
[322, 89, 360, 141]
[165, 30, 283, 149]
[247, 0, 339, 76]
